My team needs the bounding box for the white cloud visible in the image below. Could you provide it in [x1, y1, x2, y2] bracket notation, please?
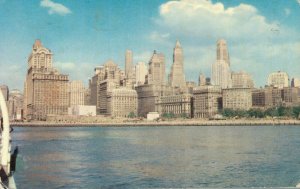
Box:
[284, 8, 291, 16]
[150, 0, 300, 87]
[156, 0, 295, 41]
[298, 0, 300, 5]
[40, 0, 71, 16]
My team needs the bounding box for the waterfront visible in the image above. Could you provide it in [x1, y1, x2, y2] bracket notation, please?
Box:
[13, 126, 300, 188]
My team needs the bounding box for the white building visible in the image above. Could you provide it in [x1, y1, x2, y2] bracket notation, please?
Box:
[212, 60, 232, 89]
[135, 62, 148, 86]
[212, 39, 232, 89]
[147, 112, 159, 121]
[68, 105, 96, 116]
[231, 71, 254, 88]
[267, 71, 289, 89]
[69, 80, 85, 106]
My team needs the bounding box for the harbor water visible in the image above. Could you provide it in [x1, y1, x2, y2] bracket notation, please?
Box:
[12, 126, 300, 188]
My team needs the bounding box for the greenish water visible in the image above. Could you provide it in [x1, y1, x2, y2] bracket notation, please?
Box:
[12, 126, 300, 188]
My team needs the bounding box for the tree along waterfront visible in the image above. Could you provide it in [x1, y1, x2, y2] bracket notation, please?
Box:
[221, 106, 300, 119]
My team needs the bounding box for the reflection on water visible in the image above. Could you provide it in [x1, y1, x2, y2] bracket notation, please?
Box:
[13, 126, 300, 188]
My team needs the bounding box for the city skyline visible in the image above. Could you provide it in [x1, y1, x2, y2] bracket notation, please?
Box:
[0, 0, 300, 90]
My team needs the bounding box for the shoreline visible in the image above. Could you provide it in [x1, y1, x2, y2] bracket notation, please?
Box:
[11, 119, 300, 127]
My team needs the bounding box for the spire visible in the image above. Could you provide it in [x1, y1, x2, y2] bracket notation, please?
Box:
[175, 40, 181, 48]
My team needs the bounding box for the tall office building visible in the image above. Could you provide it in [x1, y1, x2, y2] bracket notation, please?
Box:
[267, 71, 289, 89]
[217, 39, 230, 66]
[69, 80, 85, 106]
[125, 50, 133, 78]
[231, 71, 254, 88]
[24, 39, 69, 120]
[168, 40, 186, 88]
[146, 50, 165, 85]
[135, 62, 148, 86]
[90, 60, 124, 114]
[198, 73, 206, 86]
[212, 39, 232, 89]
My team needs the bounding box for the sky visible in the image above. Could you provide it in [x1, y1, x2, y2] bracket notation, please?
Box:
[0, 0, 299, 90]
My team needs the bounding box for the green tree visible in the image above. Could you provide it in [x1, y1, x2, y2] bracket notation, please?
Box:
[128, 112, 136, 118]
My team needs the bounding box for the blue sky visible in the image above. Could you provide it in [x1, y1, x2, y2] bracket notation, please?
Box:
[0, 0, 299, 90]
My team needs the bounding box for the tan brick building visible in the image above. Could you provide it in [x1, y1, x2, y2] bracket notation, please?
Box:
[222, 88, 252, 110]
[193, 85, 222, 118]
[157, 94, 192, 118]
[109, 88, 138, 117]
[24, 40, 69, 120]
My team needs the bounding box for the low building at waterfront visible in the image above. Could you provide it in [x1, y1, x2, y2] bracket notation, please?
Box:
[193, 85, 222, 118]
[109, 87, 138, 117]
[147, 112, 160, 121]
[136, 84, 174, 117]
[223, 88, 252, 110]
[282, 87, 299, 107]
[68, 105, 96, 116]
[252, 88, 273, 108]
[157, 93, 192, 118]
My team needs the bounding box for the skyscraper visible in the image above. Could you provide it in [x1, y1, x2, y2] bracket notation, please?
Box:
[217, 39, 230, 66]
[198, 73, 206, 86]
[146, 50, 165, 86]
[212, 39, 232, 89]
[135, 62, 148, 86]
[24, 40, 69, 120]
[125, 50, 133, 78]
[169, 40, 186, 88]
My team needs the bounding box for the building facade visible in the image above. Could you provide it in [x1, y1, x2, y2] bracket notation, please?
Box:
[8, 89, 23, 120]
[135, 62, 148, 86]
[231, 71, 254, 88]
[223, 88, 252, 110]
[24, 40, 69, 120]
[90, 60, 124, 114]
[193, 85, 222, 118]
[125, 50, 133, 78]
[168, 41, 186, 89]
[267, 71, 289, 89]
[109, 88, 138, 117]
[69, 80, 85, 106]
[146, 50, 165, 86]
[291, 78, 300, 88]
[136, 84, 174, 117]
[212, 39, 232, 89]
[198, 73, 206, 86]
[157, 94, 192, 118]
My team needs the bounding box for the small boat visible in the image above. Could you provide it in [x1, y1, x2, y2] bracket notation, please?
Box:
[0, 90, 17, 189]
